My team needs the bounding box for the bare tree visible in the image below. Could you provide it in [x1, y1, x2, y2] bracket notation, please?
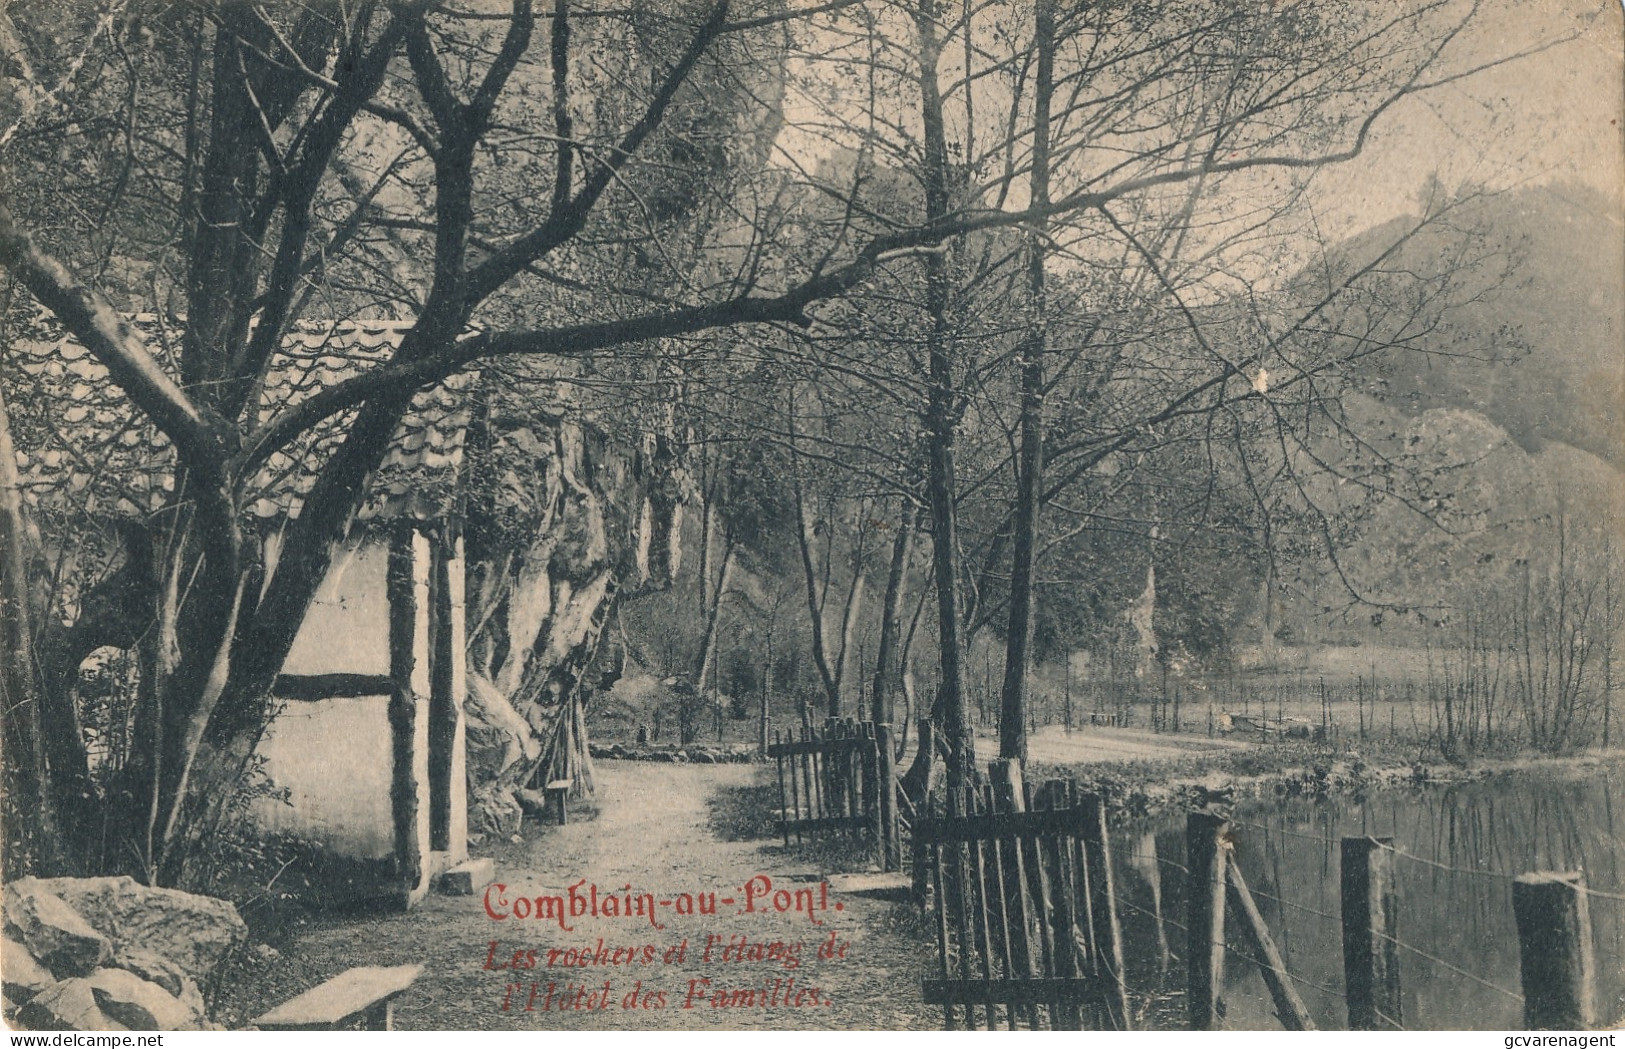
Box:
[0, 0, 1510, 876]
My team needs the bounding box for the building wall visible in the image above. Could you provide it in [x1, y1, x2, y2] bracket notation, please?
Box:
[252, 529, 467, 907]
[277, 538, 393, 677]
[251, 694, 395, 859]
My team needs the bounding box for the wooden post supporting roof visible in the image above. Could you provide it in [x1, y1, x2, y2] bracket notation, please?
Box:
[387, 527, 432, 908]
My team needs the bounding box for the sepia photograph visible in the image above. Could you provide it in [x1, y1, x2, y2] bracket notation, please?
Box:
[0, 0, 1621, 1034]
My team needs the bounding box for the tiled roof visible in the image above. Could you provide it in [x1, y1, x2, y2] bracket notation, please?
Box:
[5, 313, 479, 523]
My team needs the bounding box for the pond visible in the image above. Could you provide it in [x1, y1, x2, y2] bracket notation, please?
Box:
[1112, 765, 1625, 1030]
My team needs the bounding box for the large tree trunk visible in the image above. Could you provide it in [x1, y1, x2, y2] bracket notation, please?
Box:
[169, 386, 417, 885]
[914, 0, 973, 792]
[690, 529, 735, 742]
[998, 0, 1054, 764]
[899, 688, 944, 808]
[0, 383, 54, 875]
[791, 430, 868, 719]
[828, 542, 866, 717]
[871, 503, 915, 725]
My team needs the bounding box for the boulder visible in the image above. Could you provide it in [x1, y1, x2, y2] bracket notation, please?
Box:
[470, 784, 523, 838]
[3, 882, 112, 977]
[512, 787, 552, 817]
[18, 877, 245, 987]
[16, 978, 126, 1031]
[86, 968, 198, 1030]
[2, 935, 56, 1001]
[111, 948, 203, 1013]
[176, 979, 207, 1020]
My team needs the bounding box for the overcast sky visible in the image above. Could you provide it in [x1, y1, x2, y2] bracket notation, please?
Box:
[1311, 0, 1622, 237]
[770, 0, 1623, 244]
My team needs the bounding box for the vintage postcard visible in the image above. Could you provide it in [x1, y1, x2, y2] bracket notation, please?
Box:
[0, 0, 1621, 1035]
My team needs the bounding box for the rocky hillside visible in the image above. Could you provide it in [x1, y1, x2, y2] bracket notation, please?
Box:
[1352, 182, 1623, 467]
[1280, 183, 1624, 637]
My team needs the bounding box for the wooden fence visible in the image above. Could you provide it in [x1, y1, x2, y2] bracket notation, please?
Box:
[912, 769, 1129, 1030]
[767, 718, 899, 870]
[1186, 813, 1605, 1031]
[905, 791, 1609, 1032]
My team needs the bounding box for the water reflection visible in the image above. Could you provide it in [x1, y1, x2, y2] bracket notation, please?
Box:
[1113, 768, 1625, 1030]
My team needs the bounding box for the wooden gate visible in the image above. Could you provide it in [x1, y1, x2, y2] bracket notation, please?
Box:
[915, 778, 1129, 1030]
[768, 719, 898, 869]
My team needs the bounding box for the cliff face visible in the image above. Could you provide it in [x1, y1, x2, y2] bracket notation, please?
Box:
[454, 24, 785, 840]
[461, 398, 688, 840]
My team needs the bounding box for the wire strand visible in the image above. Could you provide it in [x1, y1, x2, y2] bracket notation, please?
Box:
[1228, 826, 1625, 902]
[1116, 896, 1189, 935]
[1373, 1007, 1405, 1030]
[1370, 928, 1524, 1002]
[1220, 941, 1352, 1004]
[1244, 883, 1343, 925]
[1373, 842, 1625, 900]
[1229, 817, 1336, 845]
[1374, 841, 1516, 881]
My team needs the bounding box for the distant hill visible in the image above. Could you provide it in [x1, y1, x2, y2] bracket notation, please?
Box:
[1341, 183, 1623, 467]
[1279, 391, 1625, 644]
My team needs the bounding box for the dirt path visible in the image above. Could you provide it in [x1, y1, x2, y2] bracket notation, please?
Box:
[221, 761, 936, 1030]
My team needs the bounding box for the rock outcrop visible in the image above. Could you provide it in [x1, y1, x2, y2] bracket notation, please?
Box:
[3, 881, 111, 977]
[1, 877, 244, 1031]
[19, 876, 246, 986]
[461, 402, 689, 842]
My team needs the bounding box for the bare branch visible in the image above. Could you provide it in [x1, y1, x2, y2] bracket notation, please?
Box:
[0, 204, 223, 468]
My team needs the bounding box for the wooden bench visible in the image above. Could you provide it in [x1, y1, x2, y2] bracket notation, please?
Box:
[250, 964, 423, 1031]
[545, 779, 572, 824]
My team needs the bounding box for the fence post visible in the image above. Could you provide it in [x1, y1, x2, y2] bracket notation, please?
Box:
[1186, 811, 1228, 1030]
[1340, 836, 1400, 1030]
[876, 723, 898, 871]
[990, 755, 1042, 1018]
[1081, 790, 1131, 1029]
[1512, 871, 1597, 1029]
[911, 792, 930, 908]
[1226, 854, 1315, 1030]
